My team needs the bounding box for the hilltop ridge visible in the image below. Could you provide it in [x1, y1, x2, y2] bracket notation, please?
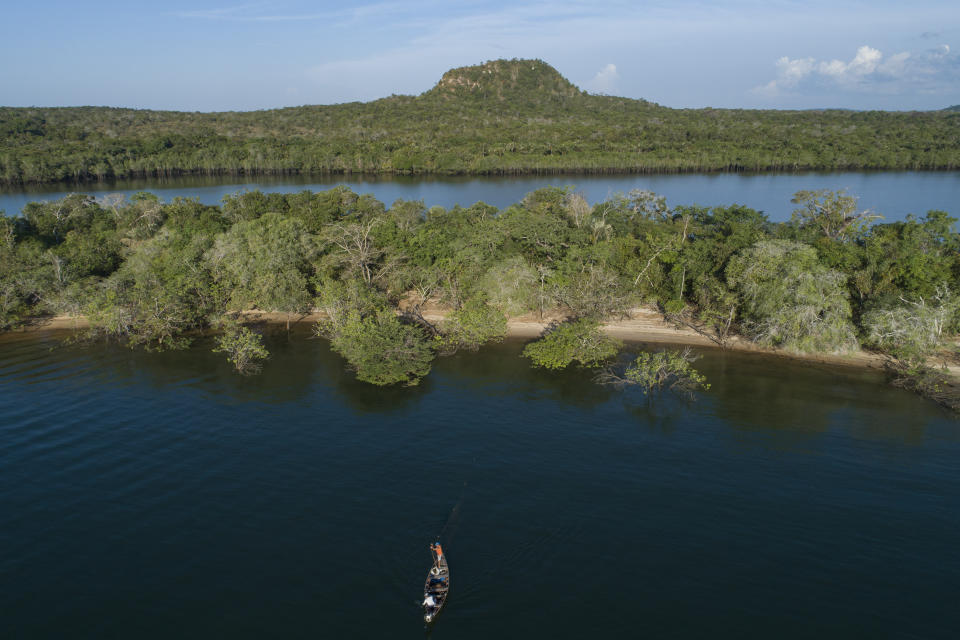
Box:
[422, 59, 584, 103]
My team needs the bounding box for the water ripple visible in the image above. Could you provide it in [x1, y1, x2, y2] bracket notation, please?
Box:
[0, 333, 958, 638]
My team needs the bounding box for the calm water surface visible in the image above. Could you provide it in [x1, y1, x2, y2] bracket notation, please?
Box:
[1, 171, 958, 221]
[1, 329, 958, 638]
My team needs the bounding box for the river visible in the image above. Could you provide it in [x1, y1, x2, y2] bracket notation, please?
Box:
[1, 328, 957, 638]
[2, 171, 959, 221]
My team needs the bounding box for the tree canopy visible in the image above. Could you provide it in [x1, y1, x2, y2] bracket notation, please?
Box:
[2, 185, 958, 392]
[3, 59, 959, 185]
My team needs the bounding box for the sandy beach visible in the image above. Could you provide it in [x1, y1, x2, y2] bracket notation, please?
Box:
[19, 304, 900, 372]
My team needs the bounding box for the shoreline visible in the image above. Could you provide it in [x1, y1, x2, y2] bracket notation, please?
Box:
[6, 166, 960, 190]
[17, 306, 895, 372]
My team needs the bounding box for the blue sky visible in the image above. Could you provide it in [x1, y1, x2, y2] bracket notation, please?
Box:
[1, 1, 958, 111]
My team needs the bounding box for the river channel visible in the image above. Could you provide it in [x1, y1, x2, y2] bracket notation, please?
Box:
[2, 171, 959, 221]
[1, 328, 957, 638]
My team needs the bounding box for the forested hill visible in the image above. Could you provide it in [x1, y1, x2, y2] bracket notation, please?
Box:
[2, 58, 959, 185]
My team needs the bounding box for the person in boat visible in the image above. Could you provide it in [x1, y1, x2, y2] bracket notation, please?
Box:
[423, 594, 437, 608]
[431, 542, 443, 561]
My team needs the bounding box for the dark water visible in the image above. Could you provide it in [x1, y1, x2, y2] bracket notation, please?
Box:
[2, 171, 958, 222]
[1, 329, 958, 638]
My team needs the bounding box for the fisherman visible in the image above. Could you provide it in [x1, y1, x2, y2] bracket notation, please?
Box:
[432, 542, 443, 560]
[423, 594, 437, 608]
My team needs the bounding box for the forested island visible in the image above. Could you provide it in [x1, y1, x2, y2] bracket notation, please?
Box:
[2, 59, 959, 185]
[2, 184, 958, 407]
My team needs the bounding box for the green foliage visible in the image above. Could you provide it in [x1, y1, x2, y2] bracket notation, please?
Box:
[3, 60, 960, 185]
[118, 192, 165, 240]
[552, 263, 633, 319]
[852, 211, 959, 306]
[727, 240, 858, 353]
[314, 276, 434, 386]
[162, 197, 228, 238]
[221, 190, 289, 224]
[480, 256, 538, 316]
[436, 298, 507, 354]
[790, 189, 881, 241]
[207, 212, 316, 313]
[328, 309, 434, 386]
[84, 229, 216, 350]
[523, 319, 622, 370]
[598, 348, 710, 401]
[1, 184, 959, 412]
[21, 194, 107, 245]
[320, 218, 386, 285]
[315, 278, 389, 331]
[499, 204, 572, 264]
[54, 228, 123, 279]
[213, 319, 270, 375]
[0, 235, 46, 328]
[862, 286, 958, 365]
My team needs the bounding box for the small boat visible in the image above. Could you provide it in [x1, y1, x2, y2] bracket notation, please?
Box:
[422, 542, 450, 623]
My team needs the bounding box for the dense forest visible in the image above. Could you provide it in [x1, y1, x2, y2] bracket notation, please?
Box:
[2, 59, 959, 185]
[2, 184, 958, 404]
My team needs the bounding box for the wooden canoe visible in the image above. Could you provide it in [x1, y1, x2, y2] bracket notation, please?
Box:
[422, 543, 450, 623]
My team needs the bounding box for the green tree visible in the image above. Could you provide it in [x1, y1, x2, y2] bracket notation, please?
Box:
[117, 191, 165, 240]
[727, 240, 857, 353]
[0, 233, 51, 328]
[325, 309, 434, 386]
[84, 229, 217, 350]
[853, 211, 959, 306]
[499, 204, 571, 264]
[523, 318, 621, 370]
[221, 190, 289, 224]
[436, 298, 507, 354]
[207, 213, 316, 317]
[597, 348, 709, 401]
[320, 218, 386, 284]
[213, 319, 270, 375]
[790, 189, 881, 241]
[862, 285, 958, 365]
[53, 228, 123, 280]
[480, 256, 538, 316]
[553, 263, 632, 319]
[315, 278, 389, 331]
[21, 194, 104, 245]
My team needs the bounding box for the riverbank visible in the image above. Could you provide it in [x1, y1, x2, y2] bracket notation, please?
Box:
[21, 305, 894, 372]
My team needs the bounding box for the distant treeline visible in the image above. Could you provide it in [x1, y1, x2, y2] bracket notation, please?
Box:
[2, 59, 959, 185]
[2, 183, 958, 401]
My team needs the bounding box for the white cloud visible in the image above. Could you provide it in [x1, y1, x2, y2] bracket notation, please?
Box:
[778, 56, 816, 85]
[816, 46, 883, 83]
[849, 45, 882, 74]
[753, 56, 814, 96]
[754, 44, 960, 97]
[588, 63, 619, 94]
